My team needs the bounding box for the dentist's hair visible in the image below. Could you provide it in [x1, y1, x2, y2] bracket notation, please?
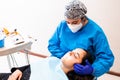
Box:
[64, 0, 87, 20]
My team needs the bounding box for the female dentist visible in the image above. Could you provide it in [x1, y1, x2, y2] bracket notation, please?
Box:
[48, 0, 114, 79]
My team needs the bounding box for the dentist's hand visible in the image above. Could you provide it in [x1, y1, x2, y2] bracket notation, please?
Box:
[74, 60, 93, 75]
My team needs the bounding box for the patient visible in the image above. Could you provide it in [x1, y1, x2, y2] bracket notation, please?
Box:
[0, 48, 94, 80]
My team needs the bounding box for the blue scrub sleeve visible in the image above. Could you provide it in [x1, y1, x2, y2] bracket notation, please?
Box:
[48, 24, 66, 58]
[92, 32, 114, 77]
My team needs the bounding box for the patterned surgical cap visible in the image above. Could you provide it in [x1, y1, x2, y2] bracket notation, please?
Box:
[64, 0, 87, 19]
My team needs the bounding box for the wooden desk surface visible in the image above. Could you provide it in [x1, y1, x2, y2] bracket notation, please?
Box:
[0, 41, 33, 56]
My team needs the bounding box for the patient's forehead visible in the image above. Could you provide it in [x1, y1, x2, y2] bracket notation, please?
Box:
[75, 49, 87, 55]
[73, 49, 87, 59]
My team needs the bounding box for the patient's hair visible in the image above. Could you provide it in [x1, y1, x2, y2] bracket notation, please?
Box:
[67, 51, 94, 80]
[67, 71, 94, 80]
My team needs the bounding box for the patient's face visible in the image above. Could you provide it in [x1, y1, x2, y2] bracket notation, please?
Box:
[61, 49, 87, 70]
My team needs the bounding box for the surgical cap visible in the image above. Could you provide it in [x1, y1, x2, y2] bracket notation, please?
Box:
[64, 0, 87, 19]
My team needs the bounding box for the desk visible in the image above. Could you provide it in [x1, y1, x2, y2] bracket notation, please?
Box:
[0, 41, 33, 68]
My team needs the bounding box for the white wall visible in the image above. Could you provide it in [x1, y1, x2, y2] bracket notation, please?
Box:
[0, 0, 67, 54]
[0, 0, 120, 79]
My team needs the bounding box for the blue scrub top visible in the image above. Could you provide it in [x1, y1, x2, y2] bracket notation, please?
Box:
[48, 18, 114, 77]
[30, 57, 68, 80]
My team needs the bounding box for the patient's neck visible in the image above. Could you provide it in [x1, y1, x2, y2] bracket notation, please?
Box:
[61, 64, 73, 74]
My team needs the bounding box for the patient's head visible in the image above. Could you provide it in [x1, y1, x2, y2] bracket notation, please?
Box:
[61, 48, 88, 73]
[61, 48, 94, 80]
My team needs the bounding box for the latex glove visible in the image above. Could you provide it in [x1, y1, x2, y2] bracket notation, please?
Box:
[74, 60, 93, 75]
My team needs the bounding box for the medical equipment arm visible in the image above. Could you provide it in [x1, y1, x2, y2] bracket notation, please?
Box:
[20, 49, 49, 58]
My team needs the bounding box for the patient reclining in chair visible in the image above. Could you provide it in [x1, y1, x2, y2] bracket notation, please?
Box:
[0, 48, 94, 80]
